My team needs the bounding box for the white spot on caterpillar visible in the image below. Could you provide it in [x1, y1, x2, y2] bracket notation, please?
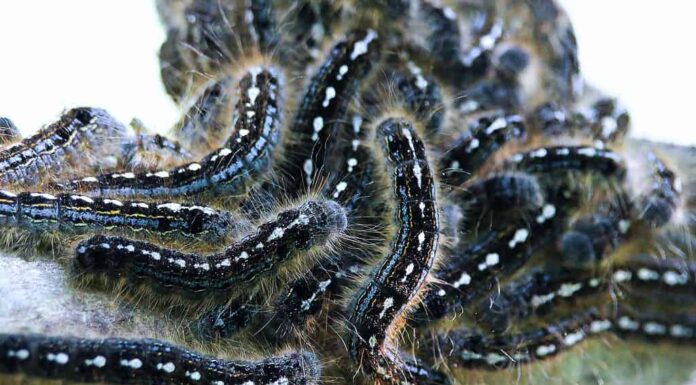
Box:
[337, 65, 349, 80]
[670, 325, 694, 337]
[351, 139, 360, 151]
[352, 115, 362, 134]
[157, 203, 182, 212]
[322, 87, 336, 107]
[157, 362, 175, 373]
[303, 159, 313, 184]
[590, 319, 613, 333]
[485, 253, 499, 266]
[536, 204, 556, 223]
[478, 253, 500, 271]
[485, 117, 507, 135]
[104, 199, 124, 207]
[311, 117, 324, 141]
[256, 243, 264, 249]
[508, 228, 529, 248]
[637, 268, 659, 280]
[217, 258, 231, 268]
[663, 270, 688, 286]
[188, 163, 202, 171]
[531, 293, 555, 307]
[7, 349, 29, 360]
[186, 371, 202, 381]
[120, 358, 142, 369]
[485, 353, 507, 365]
[194, 262, 210, 271]
[47, 352, 69, 365]
[530, 148, 547, 158]
[218, 148, 233, 157]
[30, 193, 57, 200]
[85, 355, 106, 368]
[589, 278, 601, 287]
[618, 219, 631, 234]
[333, 181, 348, 198]
[413, 162, 423, 188]
[555, 147, 570, 156]
[131, 202, 148, 208]
[417, 231, 426, 251]
[401, 263, 415, 282]
[142, 250, 161, 261]
[117, 244, 135, 252]
[536, 344, 556, 357]
[437, 289, 446, 296]
[347, 158, 357, 172]
[466, 138, 480, 152]
[235, 252, 250, 262]
[443, 6, 456, 19]
[563, 331, 585, 346]
[268, 227, 285, 241]
[618, 316, 639, 330]
[70, 195, 94, 203]
[154, 171, 170, 178]
[578, 147, 598, 157]
[643, 322, 666, 335]
[81, 177, 99, 183]
[379, 297, 394, 319]
[248, 87, 260, 104]
[613, 270, 632, 283]
[173, 259, 186, 268]
[350, 29, 377, 61]
[239, 129, 250, 137]
[453, 272, 471, 288]
[557, 282, 582, 297]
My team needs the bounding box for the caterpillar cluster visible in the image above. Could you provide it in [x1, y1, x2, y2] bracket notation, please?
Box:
[0, 1, 694, 385]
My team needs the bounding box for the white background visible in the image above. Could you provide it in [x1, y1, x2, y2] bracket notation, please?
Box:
[0, 1, 694, 145]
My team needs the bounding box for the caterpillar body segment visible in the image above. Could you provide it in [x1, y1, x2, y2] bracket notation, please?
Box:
[637, 153, 682, 228]
[61, 67, 283, 198]
[0, 108, 127, 187]
[194, 296, 259, 341]
[432, 305, 696, 371]
[284, 29, 380, 192]
[0, 333, 320, 385]
[348, 118, 445, 384]
[0, 117, 21, 146]
[507, 145, 626, 179]
[472, 268, 609, 334]
[0, 190, 232, 239]
[74, 199, 347, 294]
[417, 201, 562, 325]
[612, 256, 696, 296]
[271, 113, 374, 335]
[440, 113, 526, 186]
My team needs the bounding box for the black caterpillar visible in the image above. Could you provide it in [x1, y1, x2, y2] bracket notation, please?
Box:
[0, 1, 694, 385]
